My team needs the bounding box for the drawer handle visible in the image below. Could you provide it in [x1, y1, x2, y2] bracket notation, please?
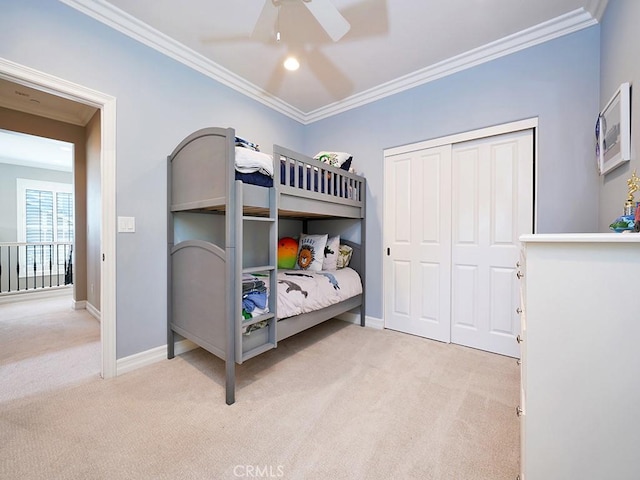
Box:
[516, 271, 524, 279]
[516, 307, 522, 315]
[516, 405, 523, 417]
[516, 334, 523, 344]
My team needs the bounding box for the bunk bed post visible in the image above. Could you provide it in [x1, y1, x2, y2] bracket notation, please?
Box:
[167, 155, 175, 359]
[225, 128, 237, 405]
[360, 179, 367, 327]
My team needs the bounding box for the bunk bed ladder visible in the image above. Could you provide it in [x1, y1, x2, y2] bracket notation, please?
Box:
[234, 181, 278, 365]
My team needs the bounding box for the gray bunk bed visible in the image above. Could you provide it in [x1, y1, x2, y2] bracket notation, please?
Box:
[167, 127, 366, 404]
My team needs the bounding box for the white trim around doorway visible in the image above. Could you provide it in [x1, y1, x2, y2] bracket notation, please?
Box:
[0, 57, 117, 379]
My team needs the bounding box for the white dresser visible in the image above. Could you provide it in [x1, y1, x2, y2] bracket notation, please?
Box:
[517, 233, 640, 480]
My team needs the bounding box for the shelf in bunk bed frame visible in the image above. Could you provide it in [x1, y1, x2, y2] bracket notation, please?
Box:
[167, 127, 366, 404]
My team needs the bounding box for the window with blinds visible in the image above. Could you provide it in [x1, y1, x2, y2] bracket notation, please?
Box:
[17, 179, 74, 274]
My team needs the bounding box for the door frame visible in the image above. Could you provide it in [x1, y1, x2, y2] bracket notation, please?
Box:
[383, 118, 538, 334]
[0, 57, 117, 379]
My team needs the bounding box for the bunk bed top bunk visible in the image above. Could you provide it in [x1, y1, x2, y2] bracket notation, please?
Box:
[168, 127, 366, 220]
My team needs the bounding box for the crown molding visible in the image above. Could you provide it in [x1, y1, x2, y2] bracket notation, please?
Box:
[60, 1, 599, 125]
[58, 0, 308, 123]
[305, 8, 598, 123]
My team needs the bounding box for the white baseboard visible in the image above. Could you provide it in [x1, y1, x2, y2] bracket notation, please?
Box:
[116, 338, 199, 376]
[73, 299, 87, 310]
[85, 302, 101, 322]
[336, 312, 384, 330]
[365, 316, 384, 329]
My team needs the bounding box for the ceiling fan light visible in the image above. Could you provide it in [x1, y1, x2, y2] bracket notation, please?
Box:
[284, 56, 300, 71]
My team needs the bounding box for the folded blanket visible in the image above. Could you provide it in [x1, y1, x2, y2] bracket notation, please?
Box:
[235, 146, 273, 177]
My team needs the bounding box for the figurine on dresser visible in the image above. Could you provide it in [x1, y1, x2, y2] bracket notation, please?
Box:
[610, 169, 639, 232]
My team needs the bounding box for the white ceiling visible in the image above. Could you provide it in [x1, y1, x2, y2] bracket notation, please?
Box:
[0, 129, 74, 172]
[61, 0, 608, 123]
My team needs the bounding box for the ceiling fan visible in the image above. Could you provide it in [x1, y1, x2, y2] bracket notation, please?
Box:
[256, 0, 351, 42]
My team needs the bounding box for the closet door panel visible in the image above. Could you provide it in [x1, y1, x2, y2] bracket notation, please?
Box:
[451, 131, 532, 357]
[384, 146, 452, 342]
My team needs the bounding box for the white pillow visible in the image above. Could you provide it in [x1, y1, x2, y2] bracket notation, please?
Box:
[295, 233, 328, 272]
[322, 235, 340, 271]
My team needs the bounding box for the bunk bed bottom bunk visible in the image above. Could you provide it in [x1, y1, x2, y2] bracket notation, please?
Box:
[213, 293, 363, 360]
[167, 240, 365, 403]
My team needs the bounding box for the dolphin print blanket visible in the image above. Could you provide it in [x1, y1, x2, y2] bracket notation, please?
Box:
[276, 267, 362, 319]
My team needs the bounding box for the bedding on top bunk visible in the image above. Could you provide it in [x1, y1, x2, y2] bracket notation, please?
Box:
[234, 139, 358, 198]
[235, 156, 356, 197]
[243, 267, 362, 334]
[234, 145, 275, 186]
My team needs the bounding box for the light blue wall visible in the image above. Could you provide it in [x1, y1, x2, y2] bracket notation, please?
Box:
[599, 0, 640, 230]
[0, 0, 304, 358]
[305, 27, 601, 320]
[0, 0, 602, 349]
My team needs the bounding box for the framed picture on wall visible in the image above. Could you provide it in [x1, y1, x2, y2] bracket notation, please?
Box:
[597, 82, 631, 175]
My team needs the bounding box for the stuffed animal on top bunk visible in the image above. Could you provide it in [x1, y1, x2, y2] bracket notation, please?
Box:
[314, 151, 353, 172]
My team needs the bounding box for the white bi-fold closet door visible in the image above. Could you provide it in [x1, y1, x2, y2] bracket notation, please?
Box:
[384, 126, 534, 357]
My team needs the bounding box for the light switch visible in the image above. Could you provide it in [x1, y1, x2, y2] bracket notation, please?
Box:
[118, 216, 136, 233]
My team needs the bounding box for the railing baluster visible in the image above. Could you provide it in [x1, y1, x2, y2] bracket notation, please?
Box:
[0, 242, 73, 295]
[32, 245, 37, 289]
[15, 245, 20, 292]
[40, 244, 44, 289]
[62, 244, 66, 286]
[24, 244, 28, 291]
[49, 244, 52, 289]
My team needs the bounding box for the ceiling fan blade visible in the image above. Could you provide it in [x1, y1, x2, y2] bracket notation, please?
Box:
[252, 0, 279, 41]
[303, 0, 351, 42]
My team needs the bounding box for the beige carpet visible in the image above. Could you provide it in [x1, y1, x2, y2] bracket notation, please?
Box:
[0, 293, 101, 403]
[1, 303, 520, 480]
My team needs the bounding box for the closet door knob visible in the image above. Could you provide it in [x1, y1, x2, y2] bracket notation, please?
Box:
[516, 335, 523, 344]
[516, 307, 522, 314]
[516, 271, 524, 279]
[516, 405, 523, 417]
[516, 359, 522, 366]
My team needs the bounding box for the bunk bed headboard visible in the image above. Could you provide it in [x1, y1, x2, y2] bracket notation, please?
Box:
[168, 127, 234, 211]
